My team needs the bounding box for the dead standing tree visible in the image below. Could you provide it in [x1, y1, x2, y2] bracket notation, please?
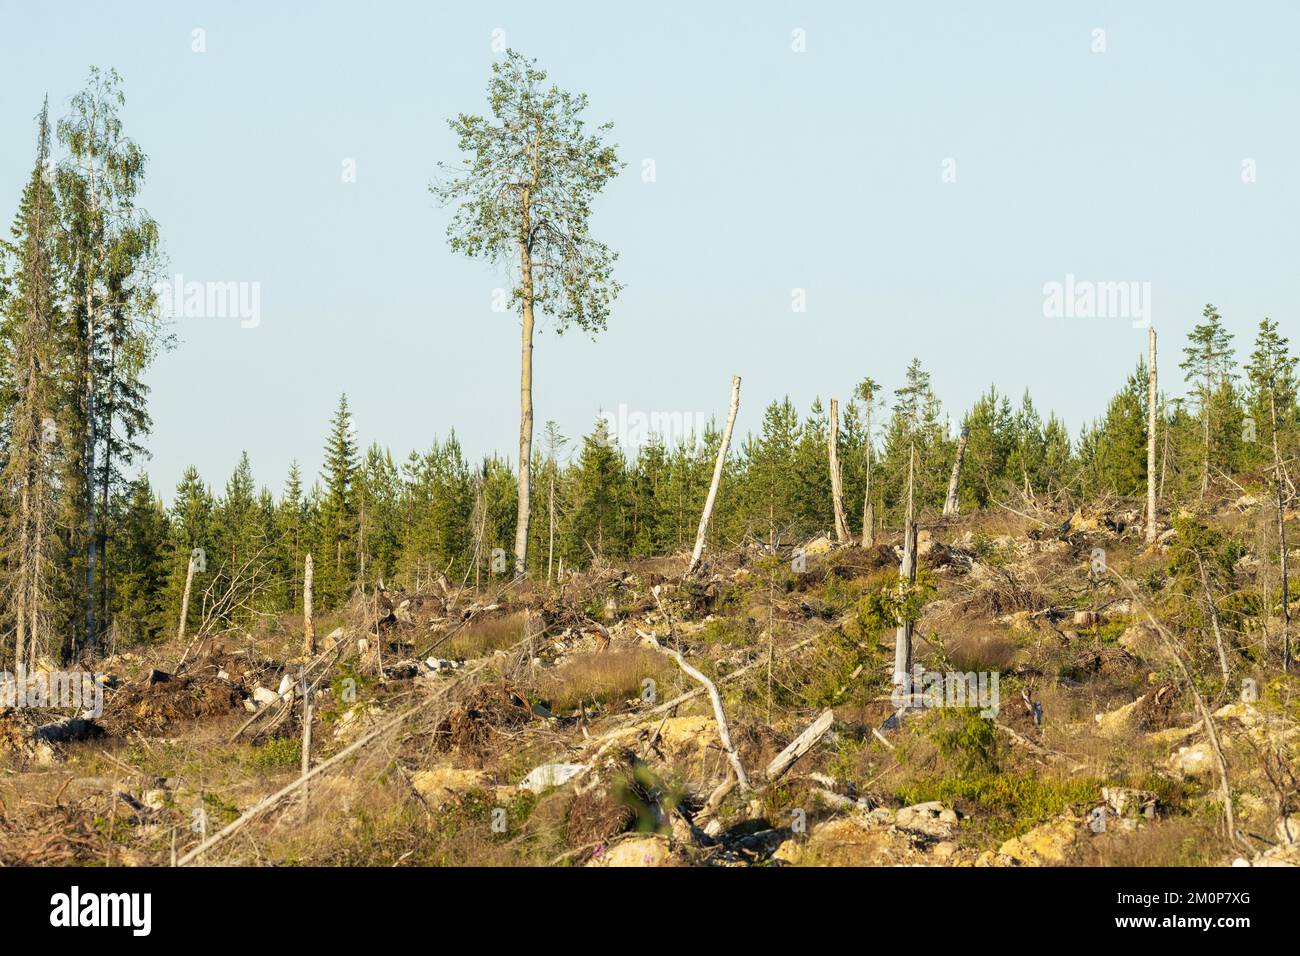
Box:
[689, 375, 741, 576]
[1146, 326, 1159, 544]
[893, 448, 919, 693]
[176, 547, 202, 641]
[828, 399, 851, 544]
[856, 377, 882, 548]
[943, 426, 969, 517]
[303, 553, 315, 656]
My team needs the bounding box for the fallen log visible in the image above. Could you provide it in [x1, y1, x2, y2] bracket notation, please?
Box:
[765, 708, 834, 783]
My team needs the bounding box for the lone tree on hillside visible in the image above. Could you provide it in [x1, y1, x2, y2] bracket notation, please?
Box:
[433, 50, 623, 576]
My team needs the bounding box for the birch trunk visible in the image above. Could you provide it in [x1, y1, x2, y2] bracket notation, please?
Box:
[512, 192, 535, 578]
[303, 553, 315, 656]
[943, 427, 969, 516]
[828, 399, 850, 543]
[688, 375, 741, 575]
[1146, 327, 1159, 544]
[177, 554, 196, 642]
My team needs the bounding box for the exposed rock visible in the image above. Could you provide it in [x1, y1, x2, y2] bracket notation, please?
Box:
[803, 536, 833, 557]
[1234, 842, 1300, 867]
[1094, 685, 1173, 738]
[588, 835, 676, 867]
[895, 801, 959, 839]
[998, 815, 1080, 866]
[773, 816, 919, 866]
[1065, 510, 1103, 534]
[411, 766, 491, 808]
[1213, 702, 1300, 747]
[646, 715, 727, 789]
[1234, 553, 1262, 576]
[1101, 786, 1157, 819]
[518, 762, 586, 794]
[1119, 622, 1174, 665]
[1167, 742, 1215, 782]
[974, 849, 1019, 867]
[931, 841, 958, 861]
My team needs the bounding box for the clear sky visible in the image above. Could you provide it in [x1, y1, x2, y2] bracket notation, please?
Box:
[2, 1, 1297, 500]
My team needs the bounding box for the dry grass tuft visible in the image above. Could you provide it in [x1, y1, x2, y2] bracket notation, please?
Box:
[535, 648, 678, 714]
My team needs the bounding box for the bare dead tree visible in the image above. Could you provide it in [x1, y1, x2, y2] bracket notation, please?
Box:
[689, 375, 740, 575]
[177, 549, 199, 642]
[828, 398, 851, 543]
[303, 552, 315, 656]
[943, 426, 969, 517]
[893, 448, 918, 690]
[1146, 326, 1159, 544]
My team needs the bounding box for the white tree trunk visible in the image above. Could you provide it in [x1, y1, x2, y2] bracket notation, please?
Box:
[300, 668, 313, 807]
[688, 375, 741, 575]
[1146, 326, 1159, 544]
[943, 427, 969, 516]
[893, 519, 918, 687]
[894, 449, 918, 689]
[177, 554, 197, 642]
[513, 229, 536, 577]
[303, 553, 315, 656]
[828, 399, 851, 543]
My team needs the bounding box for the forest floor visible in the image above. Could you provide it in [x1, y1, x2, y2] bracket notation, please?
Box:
[3, 489, 1300, 867]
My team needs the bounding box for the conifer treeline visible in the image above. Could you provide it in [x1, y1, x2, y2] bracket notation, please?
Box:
[2, 77, 1298, 664]
[0, 69, 162, 666]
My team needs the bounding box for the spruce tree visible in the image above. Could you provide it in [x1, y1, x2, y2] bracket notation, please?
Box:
[1180, 304, 1235, 498]
[0, 98, 64, 667]
[108, 474, 168, 643]
[317, 395, 359, 605]
[56, 67, 163, 653]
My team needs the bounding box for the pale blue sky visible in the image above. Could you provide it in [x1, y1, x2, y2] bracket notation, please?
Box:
[2, 1, 1297, 499]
